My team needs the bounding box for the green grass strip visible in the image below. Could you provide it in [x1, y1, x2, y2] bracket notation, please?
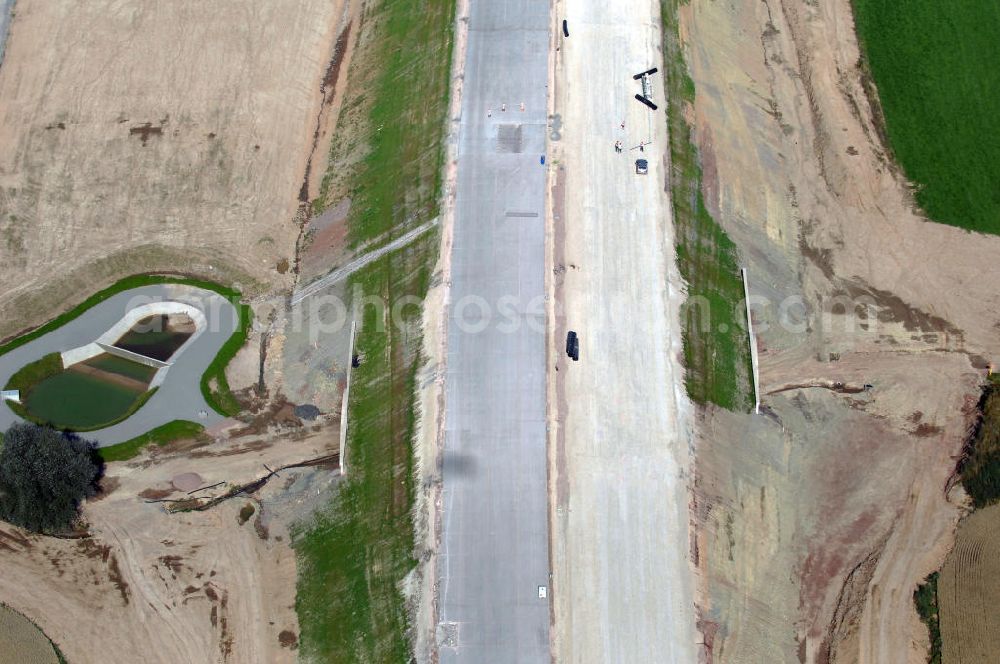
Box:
[199, 299, 253, 417]
[98, 420, 206, 463]
[852, 1, 1000, 235]
[294, 0, 454, 659]
[0, 273, 251, 417]
[661, 0, 752, 411]
[3, 352, 63, 393]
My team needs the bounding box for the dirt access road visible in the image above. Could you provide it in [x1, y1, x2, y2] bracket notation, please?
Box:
[0, 424, 339, 664]
[548, 0, 698, 661]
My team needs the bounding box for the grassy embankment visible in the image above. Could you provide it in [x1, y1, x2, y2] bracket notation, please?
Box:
[292, 0, 454, 661]
[959, 377, 1000, 508]
[661, 0, 752, 410]
[852, 1, 1000, 235]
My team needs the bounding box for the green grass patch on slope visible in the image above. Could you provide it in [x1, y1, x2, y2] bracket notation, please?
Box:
[98, 420, 206, 463]
[314, 2, 451, 247]
[199, 299, 253, 417]
[852, 1, 1000, 234]
[294, 240, 434, 662]
[661, 0, 752, 411]
[293, 0, 454, 660]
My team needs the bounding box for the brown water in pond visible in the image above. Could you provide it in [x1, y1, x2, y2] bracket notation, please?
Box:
[113, 314, 195, 361]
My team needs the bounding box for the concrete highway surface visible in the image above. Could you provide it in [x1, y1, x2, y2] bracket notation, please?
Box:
[549, 0, 699, 661]
[0, 285, 237, 446]
[437, 0, 551, 662]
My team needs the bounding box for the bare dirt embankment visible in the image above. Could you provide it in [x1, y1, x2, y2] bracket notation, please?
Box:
[676, 0, 1000, 661]
[0, 0, 347, 340]
[0, 421, 340, 664]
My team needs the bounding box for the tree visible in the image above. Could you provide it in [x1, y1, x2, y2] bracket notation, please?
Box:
[0, 423, 101, 533]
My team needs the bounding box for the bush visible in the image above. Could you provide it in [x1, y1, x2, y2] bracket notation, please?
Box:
[913, 572, 941, 664]
[960, 382, 1000, 508]
[0, 424, 101, 533]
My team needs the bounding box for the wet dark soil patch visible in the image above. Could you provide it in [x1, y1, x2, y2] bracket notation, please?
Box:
[114, 314, 195, 361]
[278, 630, 298, 649]
[129, 122, 164, 146]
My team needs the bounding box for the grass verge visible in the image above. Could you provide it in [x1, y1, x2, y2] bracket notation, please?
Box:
[97, 420, 205, 463]
[199, 299, 253, 417]
[851, 1, 1000, 235]
[0, 273, 251, 417]
[914, 572, 942, 664]
[293, 0, 454, 660]
[661, 0, 752, 410]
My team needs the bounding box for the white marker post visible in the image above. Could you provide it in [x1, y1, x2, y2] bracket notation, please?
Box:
[339, 320, 358, 475]
[741, 268, 761, 414]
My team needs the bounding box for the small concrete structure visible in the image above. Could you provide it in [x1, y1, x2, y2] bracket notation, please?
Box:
[1, 389, 19, 403]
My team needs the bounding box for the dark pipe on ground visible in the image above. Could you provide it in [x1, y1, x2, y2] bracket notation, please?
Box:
[635, 94, 658, 111]
[633, 67, 659, 80]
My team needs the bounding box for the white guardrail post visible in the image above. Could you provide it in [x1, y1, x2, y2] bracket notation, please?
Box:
[741, 267, 761, 415]
[339, 320, 358, 475]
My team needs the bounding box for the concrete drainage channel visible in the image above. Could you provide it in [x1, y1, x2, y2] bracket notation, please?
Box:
[0, 284, 239, 446]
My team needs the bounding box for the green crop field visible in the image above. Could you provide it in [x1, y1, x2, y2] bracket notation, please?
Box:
[852, 1, 1000, 234]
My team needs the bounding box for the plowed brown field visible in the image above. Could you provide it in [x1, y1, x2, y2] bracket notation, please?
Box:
[939, 504, 1000, 664]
